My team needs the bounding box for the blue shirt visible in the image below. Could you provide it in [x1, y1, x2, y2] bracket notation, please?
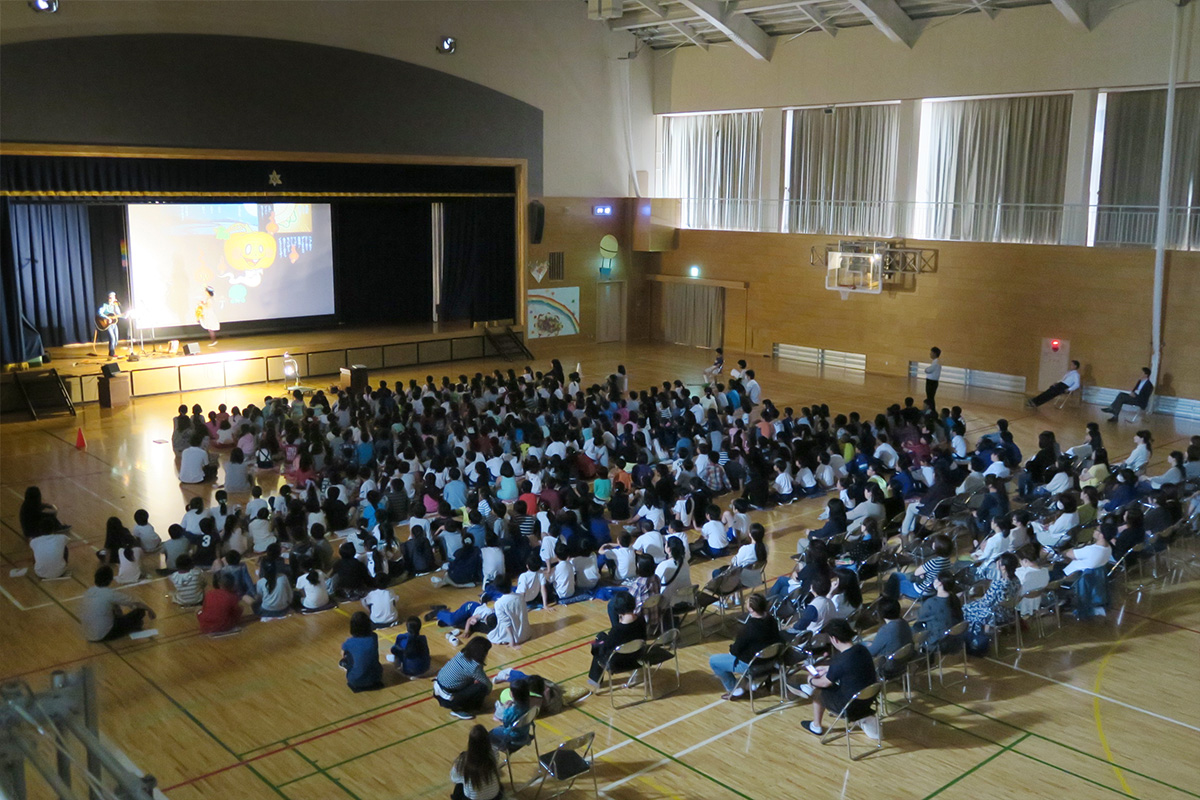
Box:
[444, 479, 468, 510]
[391, 633, 430, 676]
[342, 633, 382, 691]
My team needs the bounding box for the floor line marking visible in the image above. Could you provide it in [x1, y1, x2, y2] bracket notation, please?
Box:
[920, 732, 1031, 800]
[982, 658, 1200, 733]
[595, 698, 727, 759]
[163, 637, 599, 792]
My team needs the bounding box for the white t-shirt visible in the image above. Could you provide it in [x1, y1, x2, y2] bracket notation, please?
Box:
[249, 518, 276, 553]
[362, 587, 398, 625]
[539, 535, 558, 564]
[515, 570, 543, 603]
[655, 558, 691, 606]
[481, 546, 505, 584]
[551, 560, 575, 599]
[488, 592, 530, 646]
[179, 446, 208, 483]
[701, 519, 728, 550]
[1065, 543, 1111, 576]
[774, 472, 794, 495]
[634, 530, 666, 563]
[1015, 565, 1050, 615]
[608, 546, 637, 581]
[116, 547, 144, 584]
[296, 572, 330, 609]
[30, 533, 69, 579]
[133, 523, 161, 553]
[571, 555, 601, 590]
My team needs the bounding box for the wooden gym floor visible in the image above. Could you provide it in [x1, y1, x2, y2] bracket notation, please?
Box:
[1, 341, 1198, 800]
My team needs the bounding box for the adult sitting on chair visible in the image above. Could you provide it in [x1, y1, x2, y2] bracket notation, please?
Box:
[709, 593, 781, 700]
[586, 591, 645, 689]
[866, 597, 913, 674]
[790, 619, 878, 738]
[1101, 367, 1153, 422]
[1028, 360, 1081, 408]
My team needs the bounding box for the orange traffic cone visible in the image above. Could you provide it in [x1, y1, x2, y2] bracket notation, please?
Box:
[75, 427, 86, 449]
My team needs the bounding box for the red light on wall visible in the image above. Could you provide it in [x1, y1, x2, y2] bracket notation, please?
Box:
[1050, 339, 1061, 352]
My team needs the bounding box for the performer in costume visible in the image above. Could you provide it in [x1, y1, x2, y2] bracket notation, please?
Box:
[97, 292, 122, 358]
[196, 286, 220, 346]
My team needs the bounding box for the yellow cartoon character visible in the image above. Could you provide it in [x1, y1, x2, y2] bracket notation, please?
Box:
[222, 229, 277, 288]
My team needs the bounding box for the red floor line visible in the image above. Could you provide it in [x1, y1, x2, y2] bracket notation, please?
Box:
[161, 637, 596, 792]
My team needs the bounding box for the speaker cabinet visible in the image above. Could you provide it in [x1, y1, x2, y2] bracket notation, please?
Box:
[528, 200, 545, 245]
[100, 362, 121, 379]
[184, 343, 201, 356]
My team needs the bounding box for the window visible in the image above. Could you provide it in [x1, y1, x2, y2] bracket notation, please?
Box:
[657, 110, 762, 231]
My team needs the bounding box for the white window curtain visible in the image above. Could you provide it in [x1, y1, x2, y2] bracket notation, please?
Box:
[658, 111, 762, 231]
[785, 104, 899, 237]
[917, 94, 1072, 243]
[1095, 86, 1200, 250]
[660, 283, 724, 349]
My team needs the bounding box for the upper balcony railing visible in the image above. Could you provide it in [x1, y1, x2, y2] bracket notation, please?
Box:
[671, 198, 1200, 251]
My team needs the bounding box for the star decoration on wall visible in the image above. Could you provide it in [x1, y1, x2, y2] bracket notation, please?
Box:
[268, 170, 282, 186]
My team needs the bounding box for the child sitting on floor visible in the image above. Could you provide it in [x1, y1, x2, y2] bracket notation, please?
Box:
[390, 616, 431, 677]
[170, 554, 207, 606]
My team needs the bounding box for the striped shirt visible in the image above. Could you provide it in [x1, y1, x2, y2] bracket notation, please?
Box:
[915, 556, 950, 595]
[436, 653, 491, 693]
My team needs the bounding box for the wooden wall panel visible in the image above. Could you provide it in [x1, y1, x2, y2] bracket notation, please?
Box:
[383, 343, 419, 367]
[180, 363, 225, 392]
[267, 354, 308, 382]
[656, 230, 1199, 397]
[347, 346, 384, 369]
[528, 198, 650, 344]
[130, 367, 179, 396]
[308, 350, 347, 376]
[224, 358, 268, 386]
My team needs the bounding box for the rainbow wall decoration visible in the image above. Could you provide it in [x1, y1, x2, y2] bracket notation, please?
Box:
[526, 287, 580, 339]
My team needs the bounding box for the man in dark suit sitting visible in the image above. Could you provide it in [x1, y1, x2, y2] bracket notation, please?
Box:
[1102, 367, 1154, 422]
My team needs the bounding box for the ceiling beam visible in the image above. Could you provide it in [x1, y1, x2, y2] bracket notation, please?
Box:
[635, 0, 669, 17]
[677, 0, 777, 60]
[964, 0, 998, 19]
[844, 0, 920, 47]
[670, 20, 711, 49]
[1049, 0, 1091, 30]
[796, 3, 837, 36]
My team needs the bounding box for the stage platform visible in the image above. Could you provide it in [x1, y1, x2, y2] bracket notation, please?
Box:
[1, 322, 526, 412]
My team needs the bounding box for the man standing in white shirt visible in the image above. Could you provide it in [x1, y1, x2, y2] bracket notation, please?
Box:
[744, 370, 762, 407]
[924, 347, 942, 407]
[1028, 360, 1082, 408]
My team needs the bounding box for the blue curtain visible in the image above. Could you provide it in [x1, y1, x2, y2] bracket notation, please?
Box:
[4, 202, 96, 355]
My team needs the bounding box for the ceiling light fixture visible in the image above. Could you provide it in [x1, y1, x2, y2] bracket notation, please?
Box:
[29, 0, 59, 11]
[436, 36, 456, 54]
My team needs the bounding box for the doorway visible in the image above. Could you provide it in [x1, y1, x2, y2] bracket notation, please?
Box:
[596, 281, 626, 343]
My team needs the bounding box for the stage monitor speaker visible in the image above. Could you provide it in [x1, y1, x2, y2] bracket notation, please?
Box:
[528, 200, 545, 245]
[101, 362, 121, 379]
[184, 343, 201, 356]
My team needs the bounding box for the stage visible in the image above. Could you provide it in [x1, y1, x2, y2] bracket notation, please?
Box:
[1, 322, 526, 413]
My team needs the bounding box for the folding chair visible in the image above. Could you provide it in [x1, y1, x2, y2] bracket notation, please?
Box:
[991, 596, 1023, 655]
[1053, 388, 1080, 409]
[874, 643, 915, 717]
[668, 584, 707, 640]
[909, 630, 933, 691]
[493, 707, 540, 789]
[819, 682, 884, 760]
[532, 731, 598, 800]
[695, 568, 745, 631]
[935, 621, 969, 686]
[641, 628, 681, 698]
[598, 638, 647, 709]
[728, 641, 788, 714]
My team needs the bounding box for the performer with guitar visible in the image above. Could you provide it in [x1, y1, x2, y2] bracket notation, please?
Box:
[96, 292, 122, 358]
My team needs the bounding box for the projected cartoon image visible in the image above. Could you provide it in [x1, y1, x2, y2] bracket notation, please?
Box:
[127, 203, 335, 328]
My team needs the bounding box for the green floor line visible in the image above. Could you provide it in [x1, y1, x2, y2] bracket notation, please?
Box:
[280, 668, 593, 784]
[237, 628, 602, 757]
[920, 691, 1200, 797]
[573, 706, 758, 800]
[291, 749, 366, 800]
[921, 733, 1031, 800]
[1013, 749, 1142, 800]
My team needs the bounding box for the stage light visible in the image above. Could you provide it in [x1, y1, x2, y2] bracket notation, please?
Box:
[593, 205, 613, 216]
[29, 0, 59, 11]
[689, 266, 700, 278]
[436, 36, 456, 54]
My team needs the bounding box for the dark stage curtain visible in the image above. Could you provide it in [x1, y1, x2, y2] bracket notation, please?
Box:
[441, 197, 516, 322]
[334, 201, 434, 324]
[1, 201, 43, 363]
[88, 205, 128, 306]
[3, 202, 95, 358]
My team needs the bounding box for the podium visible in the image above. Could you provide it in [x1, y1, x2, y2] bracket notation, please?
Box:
[98, 374, 132, 408]
[340, 365, 369, 393]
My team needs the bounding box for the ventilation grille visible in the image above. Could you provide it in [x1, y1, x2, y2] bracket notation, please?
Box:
[909, 362, 1026, 393]
[548, 252, 565, 281]
[774, 344, 867, 371]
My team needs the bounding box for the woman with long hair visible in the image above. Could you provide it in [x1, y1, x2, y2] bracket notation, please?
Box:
[19, 486, 66, 538]
[449, 725, 503, 800]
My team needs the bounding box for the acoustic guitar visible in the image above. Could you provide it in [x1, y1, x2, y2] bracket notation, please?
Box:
[95, 313, 122, 331]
